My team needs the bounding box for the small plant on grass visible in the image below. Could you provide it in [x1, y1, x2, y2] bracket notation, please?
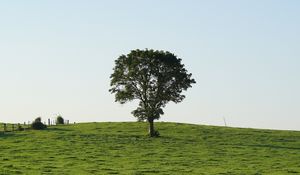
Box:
[31, 117, 47, 130]
[56, 115, 64, 125]
[152, 130, 160, 137]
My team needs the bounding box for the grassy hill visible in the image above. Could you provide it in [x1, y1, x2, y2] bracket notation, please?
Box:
[0, 122, 299, 174]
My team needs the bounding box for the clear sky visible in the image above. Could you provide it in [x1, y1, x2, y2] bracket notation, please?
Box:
[0, 0, 299, 130]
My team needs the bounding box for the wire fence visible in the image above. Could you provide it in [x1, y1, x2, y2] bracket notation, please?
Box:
[0, 119, 70, 133]
[0, 123, 28, 133]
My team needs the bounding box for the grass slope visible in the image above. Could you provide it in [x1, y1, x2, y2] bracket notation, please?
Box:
[0, 122, 299, 174]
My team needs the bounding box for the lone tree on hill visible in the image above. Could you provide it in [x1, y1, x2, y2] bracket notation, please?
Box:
[109, 49, 196, 137]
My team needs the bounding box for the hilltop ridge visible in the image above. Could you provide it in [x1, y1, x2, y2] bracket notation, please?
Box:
[0, 122, 299, 174]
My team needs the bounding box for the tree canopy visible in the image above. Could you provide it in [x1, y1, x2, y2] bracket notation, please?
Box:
[110, 49, 196, 136]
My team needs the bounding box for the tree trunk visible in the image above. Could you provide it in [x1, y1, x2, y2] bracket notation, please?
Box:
[148, 119, 155, 137]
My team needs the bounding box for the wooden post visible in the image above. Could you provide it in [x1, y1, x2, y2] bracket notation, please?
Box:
[3, 123, 7, 132]
[48, 119, 50, 126]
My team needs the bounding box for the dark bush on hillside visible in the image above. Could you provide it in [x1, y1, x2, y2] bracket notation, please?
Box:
[35, 117, 42, 123]
[56, 116, 64, 124]
[31, 117, 47, 130]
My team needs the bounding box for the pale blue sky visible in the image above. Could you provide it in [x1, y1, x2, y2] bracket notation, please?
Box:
[0, 0, 299, 130]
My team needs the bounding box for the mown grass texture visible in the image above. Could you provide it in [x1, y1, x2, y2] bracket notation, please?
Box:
[0, 122, 299, 174]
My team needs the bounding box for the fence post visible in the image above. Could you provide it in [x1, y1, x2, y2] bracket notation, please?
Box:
[4, 123, 7, 132]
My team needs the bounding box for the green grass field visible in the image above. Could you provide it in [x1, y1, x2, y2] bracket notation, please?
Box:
[0, 122, 299, 174]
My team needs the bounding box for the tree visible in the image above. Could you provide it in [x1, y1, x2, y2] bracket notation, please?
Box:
[109, 49, 196, 137]
[32, 117, 47, 130]
[35, 117, 42, 123]
[56, 115, 64, 125]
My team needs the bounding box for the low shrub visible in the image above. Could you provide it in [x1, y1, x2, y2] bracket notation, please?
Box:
[56, 116, 64, 125]
[31, 117, 47, 130]
[34, 117, 42, 123]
